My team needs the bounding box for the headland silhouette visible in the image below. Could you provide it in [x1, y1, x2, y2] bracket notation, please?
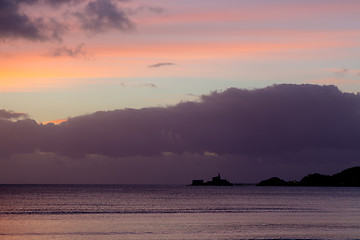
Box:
[257, 166, 360, 187]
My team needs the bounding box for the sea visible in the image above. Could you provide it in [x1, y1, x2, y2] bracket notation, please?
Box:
[0, 184, 359, 240]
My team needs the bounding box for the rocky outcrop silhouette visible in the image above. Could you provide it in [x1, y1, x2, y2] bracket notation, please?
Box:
[191, 173, 233, 186]
[256, 177, 289, 186]
[257, 166, 360, 186]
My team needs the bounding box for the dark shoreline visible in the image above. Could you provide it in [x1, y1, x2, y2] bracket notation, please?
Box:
[257, 166, 360, 187]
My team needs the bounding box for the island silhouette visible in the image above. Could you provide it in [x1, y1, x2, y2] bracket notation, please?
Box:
[191, 173, 233, 186]
[257, 166, 360, 187]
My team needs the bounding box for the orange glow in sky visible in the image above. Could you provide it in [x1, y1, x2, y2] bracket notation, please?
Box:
[1, 0, 360, 122]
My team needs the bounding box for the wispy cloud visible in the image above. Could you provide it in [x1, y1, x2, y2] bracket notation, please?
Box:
[142, 83, 157, 88]
[331, 67, 360, 79]
[0, 109, 28, 120]
[334, 67, 349, 77]
[129, 5, 164, 15]
[119, 82, 157, 88]
[148, 62, 175, 68]
[46, 44, 90, 59]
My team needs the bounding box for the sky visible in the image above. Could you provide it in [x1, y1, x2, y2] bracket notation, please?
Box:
[1, 0, 360, 184]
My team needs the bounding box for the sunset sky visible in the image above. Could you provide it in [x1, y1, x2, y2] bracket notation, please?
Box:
[1, 0, 360, 184]
[1, 0, 360, 123]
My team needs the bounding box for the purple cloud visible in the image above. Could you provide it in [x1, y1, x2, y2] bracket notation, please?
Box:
[46, 43, 89, 58]
[148, 62, 175, 68]
[1, 84, 360, 166]
[74, 0, 134, 33]
[0, 0, 135, 42]
[0, 0, 62, 41]
[0, 118, 39, 157]
[0, 109, 29, 120]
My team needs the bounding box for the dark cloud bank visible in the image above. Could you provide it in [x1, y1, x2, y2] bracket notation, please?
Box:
[0, 0, 68, 42]
[0, 0, 135, 42]
[2, 84, 360, 183]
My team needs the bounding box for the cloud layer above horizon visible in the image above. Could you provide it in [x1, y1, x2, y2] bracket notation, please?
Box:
[2, 84, 360, 158]
[2, 84, 360, 183]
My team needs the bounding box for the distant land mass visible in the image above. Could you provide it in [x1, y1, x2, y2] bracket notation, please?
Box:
[257, 166, 360, 187]
[191, 174, 233, 186]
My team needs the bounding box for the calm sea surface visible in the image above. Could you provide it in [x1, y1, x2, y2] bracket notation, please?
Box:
[0, 184, 359, 240]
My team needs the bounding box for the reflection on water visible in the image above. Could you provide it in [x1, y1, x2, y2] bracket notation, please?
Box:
[1, 185, 360, 240]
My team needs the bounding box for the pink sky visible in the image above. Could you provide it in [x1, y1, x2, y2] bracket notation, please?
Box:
[1, 0, 360, 184]
[1, 0, 360, 122]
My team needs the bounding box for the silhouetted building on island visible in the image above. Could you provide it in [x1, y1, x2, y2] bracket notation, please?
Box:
[191, 180, 204, 185]
[191, 173, 233, 186]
